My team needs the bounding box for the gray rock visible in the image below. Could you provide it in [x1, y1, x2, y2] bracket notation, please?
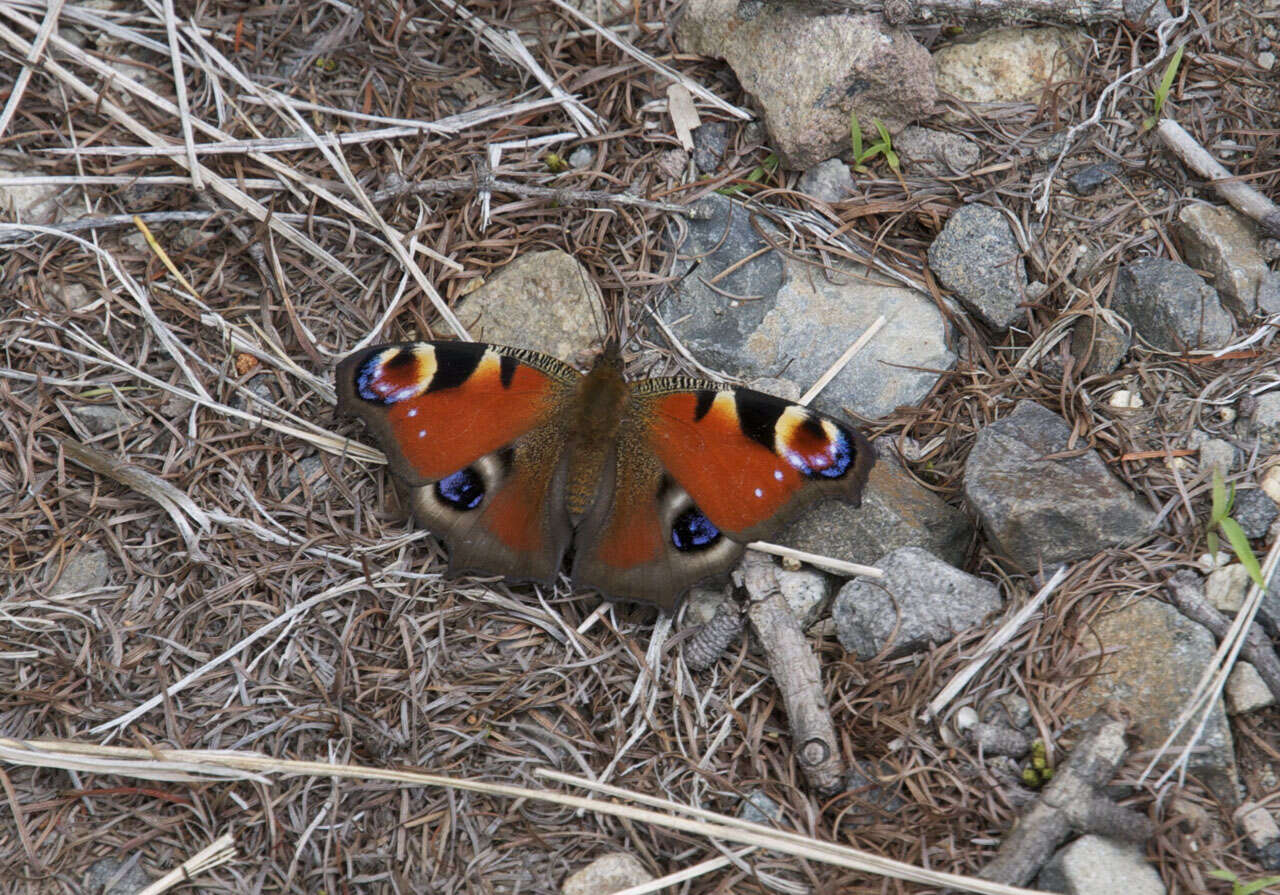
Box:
[782, 460, 973, 569]
[561, 853, 652, 895]
[1112, 257, 1234, 351]
[833, 546, 1002, 660]
[51, 282, 93, 309]
[777, 567, 830, 628]
[798, 158, 854, 203]
[1069, 316, 1129, 377]
[692, 121, 730, 173]
[1067, 161, 1120, 196]
[1035, 130, 1071, 163]
[1062, 598, 1237, 803]
[843, 758, 906, 822]
[49, 549, 109, 595]
[1226, 663, 1275, 714]
[655, 148, 689, 180]
[1197, 438, 1238, 474]
[927, 204, 1027, 330]
[71, 404, 141, 435]
[963, 400, 1156, 568]
[1124, 0, 1172, 22]
[667, 194, 954, 420]
[738, 789, 783, 825]
[84, 856, 150, 895]
[678, 2, 935, 169]
[1247, 393, 1280, 452]
[1235, 803, 1280, 871]
[230, 374, 279, 413]
[1206, 563, 1250, 613]
[683, 585, 730, 628]
[1261, 270, 1280, 315]
[1176, 204, 1271, 316]
[1037, 836, 1165, 895]
[894, 126, 980, 175]
[461, 250, 603, 366]
[934, 28, 1083, 105]
[1232, 488, 1278, 539]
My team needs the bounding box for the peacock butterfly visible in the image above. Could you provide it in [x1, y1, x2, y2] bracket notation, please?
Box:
[336, 340, 874, 610]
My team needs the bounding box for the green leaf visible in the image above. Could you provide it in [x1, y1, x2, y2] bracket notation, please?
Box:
[873, 118, 892, 146]
[850, 111, 864, 160]
[1207, 528, 1219, 560]
[1239, 876, 1280, 895]
[1211, 468, 1229, 523]
[884, 146, 900, 174]
[1155, 45, 1184, 109]
[1220, 518, 1266, 589]
[1207, 869, 1237, 882]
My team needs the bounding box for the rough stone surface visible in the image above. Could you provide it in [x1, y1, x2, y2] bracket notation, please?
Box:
[51, 282, 93, 309]
[1206, 563, 1250, 613]
[782, 459, 973, 569]
[71, 404, 141, 435]
[833, 546, 1002, 660]
[1069, 316, 1130, 377]
[1112, 257, 1234, 351]
[843, 759, 907, 822]
[286, 454, 332, 498]
[1177, 203, 1271, 315]
[568, 145, 595, 168]
[49, 549, 109, 595]
[894, 126, 980, 175]
[927, 204, 1027, 330]
[738, 789, 783, 825]
[666, 195, 954, 420]
[798, 158, 854, 203]
[562, 853, 652, 894]
[1067, 161, 1121, 196]
[963, 400, 1157, 568]
[1037, 835, 1166, 895]
[683, 585, 730, 628]
[1063, 597, 1237, 801]
[692, 121, 730, 173]
[934, 27, 1083, 105]
[1246, 393, 1280, 452]
[1235, 803, 1280, 871]
[1232, 488, 1279, 539]
[1226, 662, 1275, 714]
[461, 250, 603, 366]
[678, 2, 936, 169]
[777, 567, 831, 628]
[1197, 438, 1238, 475]
[84, 856, 151, 895]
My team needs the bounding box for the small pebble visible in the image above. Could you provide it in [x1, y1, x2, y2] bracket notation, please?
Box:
[1258, 51, 1276, 71]
[1067, 161, 1120, 196]
[1108, 389, 1144, 409]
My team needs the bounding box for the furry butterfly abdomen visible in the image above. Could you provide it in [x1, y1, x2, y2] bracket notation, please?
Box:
[337, 341, 874, 610]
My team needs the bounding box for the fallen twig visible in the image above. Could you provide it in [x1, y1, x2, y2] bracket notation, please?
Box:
[1157, 117, 1280, 238]
[1164, 570, 1280, 703]
[369, 174, 696, 216]
[742, 552, 846, 794]
[979, 714, 1155, 886]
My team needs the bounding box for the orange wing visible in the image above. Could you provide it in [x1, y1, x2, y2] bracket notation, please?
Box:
[336, 342, 578, 485]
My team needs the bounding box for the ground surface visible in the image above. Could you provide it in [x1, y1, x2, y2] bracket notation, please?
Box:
[1, 1, 1279, 893]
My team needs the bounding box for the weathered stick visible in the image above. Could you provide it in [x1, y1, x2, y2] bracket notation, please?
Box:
[369, 174, 696, 216]
[1157, 118, 1280, 238]
[979, 714, 1155, 886]
[742, 552, 846, 794]
[810, 0, 1167, 26]
[1165, 570, 1280, 703]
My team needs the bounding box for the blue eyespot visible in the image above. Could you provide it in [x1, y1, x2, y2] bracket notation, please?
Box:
[671, 507, 721, 552]
[436, 468, 485, 510]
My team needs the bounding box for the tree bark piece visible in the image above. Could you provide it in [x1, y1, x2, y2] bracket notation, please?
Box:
[742, 552, 846, 794]
[979, 714, 1155, 886]
[1165, 570, 1280, 703]
[1157, 118, 1280, 238]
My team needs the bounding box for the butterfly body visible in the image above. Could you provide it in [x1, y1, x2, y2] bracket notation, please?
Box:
[337, 341, 874, 610]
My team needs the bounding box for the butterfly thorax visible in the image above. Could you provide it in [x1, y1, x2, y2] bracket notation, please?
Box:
[562, 355, 628, 520]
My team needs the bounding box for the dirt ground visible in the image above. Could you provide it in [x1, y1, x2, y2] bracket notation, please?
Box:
[2, 1, 1279, 893]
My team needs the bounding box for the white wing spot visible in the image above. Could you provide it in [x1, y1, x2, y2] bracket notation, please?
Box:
[773, 469, 784, 480]
[408, 408, 418, 417]
[418, 429, 427, 438]
[754, 488, 764, 498]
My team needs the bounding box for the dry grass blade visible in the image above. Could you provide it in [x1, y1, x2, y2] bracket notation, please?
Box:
[0, 0, 62, 137]
[0, 739, 1047, 895]
[135, 833, 236, 895]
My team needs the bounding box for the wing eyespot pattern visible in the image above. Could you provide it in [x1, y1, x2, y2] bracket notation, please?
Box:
[356, 347, 429, 405]
[776, 409, 856, 479]
[435, 467, 485, 510]
[671, 506, 722, 552]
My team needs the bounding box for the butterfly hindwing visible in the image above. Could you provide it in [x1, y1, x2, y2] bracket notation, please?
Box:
[337, 341, 581, 587]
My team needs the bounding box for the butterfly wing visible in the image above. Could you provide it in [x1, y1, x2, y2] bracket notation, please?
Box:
[572, 379, 874, 608]
[337, 341, 581, 586]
